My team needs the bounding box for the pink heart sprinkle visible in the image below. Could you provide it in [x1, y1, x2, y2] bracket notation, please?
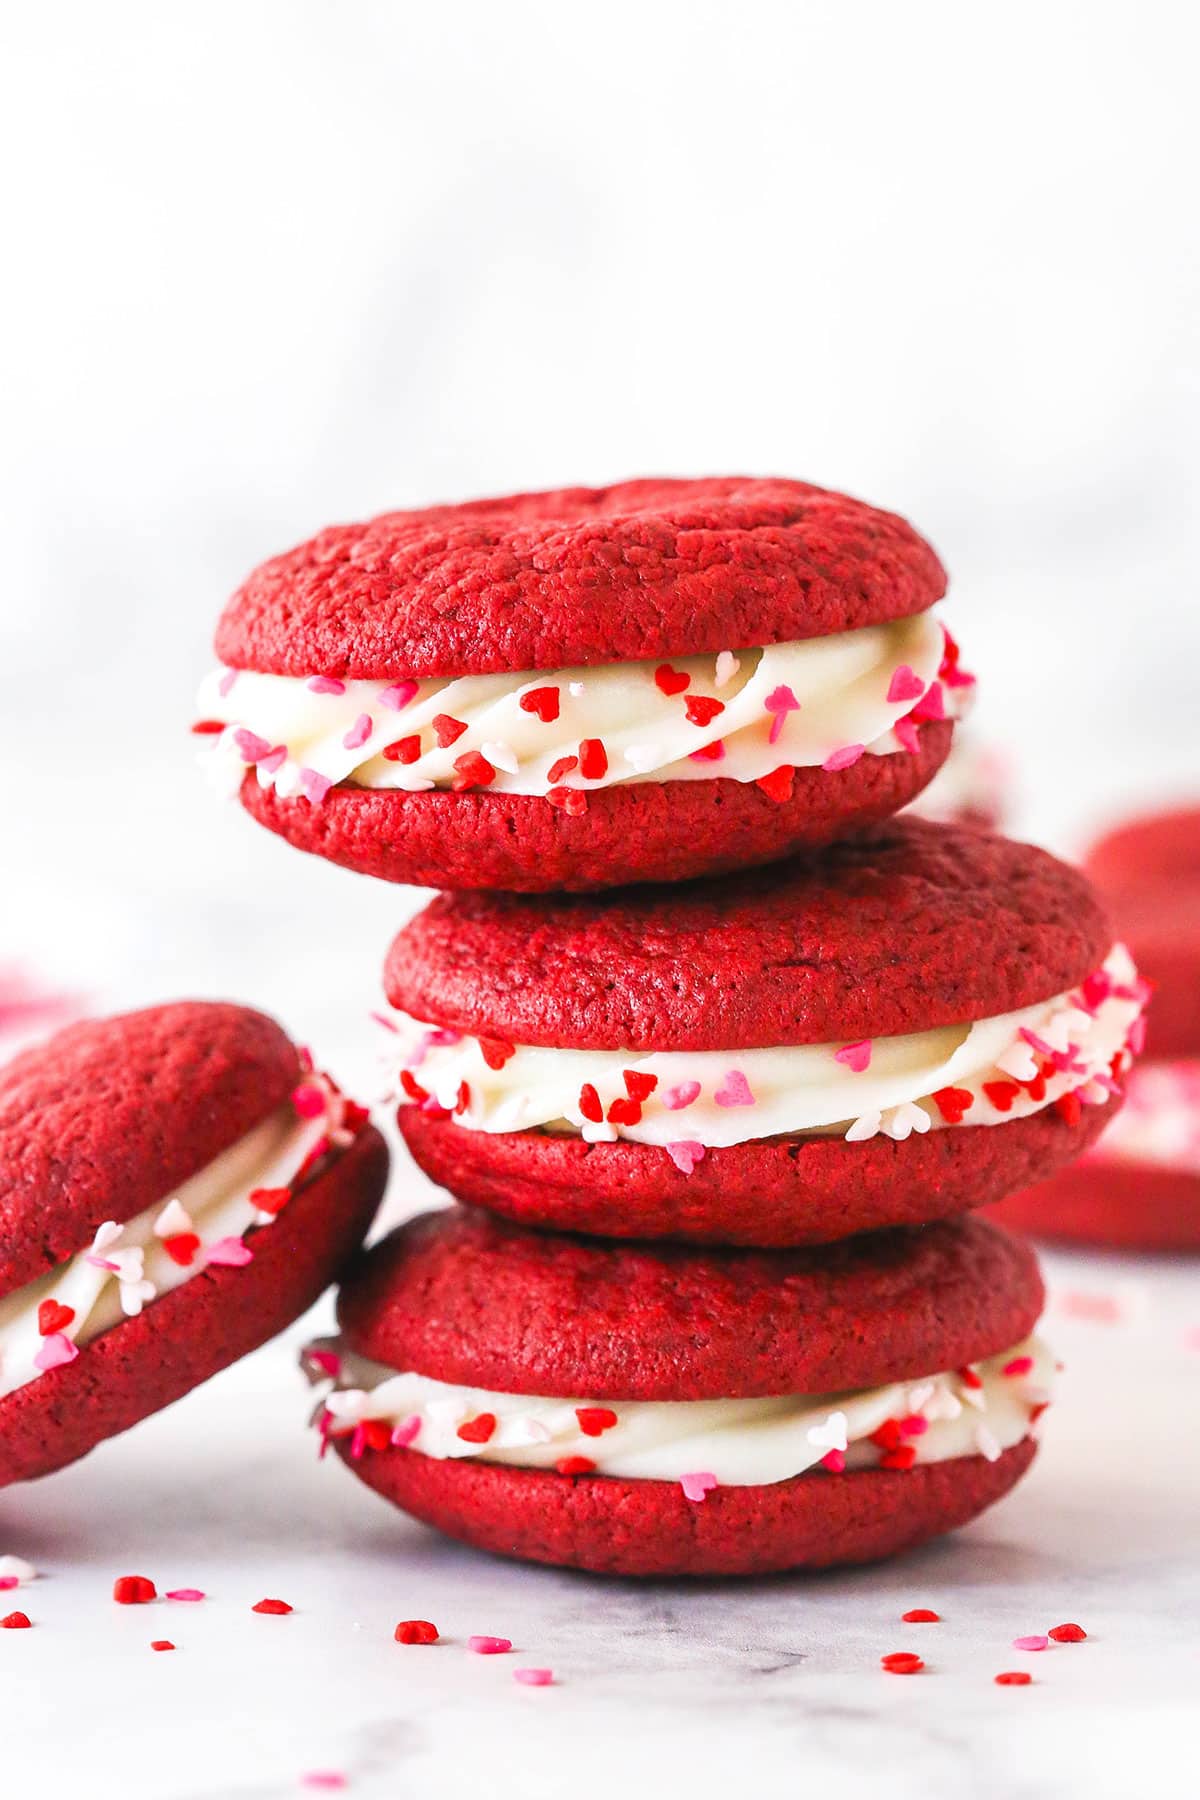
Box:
[886, 664, 926, 705]
[256, 746, 287, 775]
[166, 1589, 206, 1602]
[391, 1414, 422, 1449]
[666, 1140, 705, 1175]
[85, 1256, 121, 1272]
[33, 1332, 78, 1373]
[468, 1635, 513, 1655]
[380, 680, 419, 711]
[1019, 1027, 1054, 1057]
[306, 676, 346, 696]
[1003, 1356, 1035, 1377]
[205, 1238, 253, 1268]
[822, 743, 865, 773]
[714, 1070, 755, 1108]
[233, 728, 272, 764]
[679, 1471, 717, 1503]
[307, 1350, 341, 1379]
[913, 680, 946, 722]
[662, 1081, 701, 1111]
[0, 1578, 19, 1592]
[298, 768, 333, 804]
[217, 669, 238, 698]
[1012, 1635, 1049, 1652]
[342, 713, 373, 751]
[834, 1040, 872, 1073]
[821, 1449, 846, 1473]
[893, 716, 920, 754]
[301, 1777, 347, 1792]
[292, 1083, 328, 1118]
[514, 1668, 554, 1687]
[764, 684, 801, 745]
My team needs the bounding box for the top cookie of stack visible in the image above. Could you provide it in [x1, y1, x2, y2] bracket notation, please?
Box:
[196, 477, 968, 892]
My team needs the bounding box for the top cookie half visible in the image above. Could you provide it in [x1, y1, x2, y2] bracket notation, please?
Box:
[197, 477, 967, 891]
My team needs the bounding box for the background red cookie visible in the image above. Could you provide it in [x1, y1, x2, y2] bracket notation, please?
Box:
[0, 1002, 388, 1486]
[327, 1208, 1045, 1576]
[209, 477, 960, 890]
[386, 818, 1128, 1244]
[988, 1160, 1199, 1253]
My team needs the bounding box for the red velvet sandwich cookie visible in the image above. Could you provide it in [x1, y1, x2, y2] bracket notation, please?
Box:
[307, 1207, 1052, 1578]
[383, 817, 1148, 1246]
[0, 1002, 387, 1487]
[196, 477, 971, 892]
[990, 806, 1197, 1249]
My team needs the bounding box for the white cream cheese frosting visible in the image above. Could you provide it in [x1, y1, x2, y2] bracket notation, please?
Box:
[386, 945, 1146, 1161]
[0, 1071, 354, 1401]
[306, 1335, 1053, 1488]
[195, 612, 972, 804]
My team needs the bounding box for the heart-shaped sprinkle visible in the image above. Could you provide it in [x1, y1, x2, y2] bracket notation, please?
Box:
[204, 1238, 253, 1268]
[249, 1186, 292, 1216]
[394, 1619, 438, 1644]
[575, 1407, 618, 1436]
[932, 1086, 974, 1124]
[623, 1070, 658, 1102]
[756, 764, 795, 802]
[654, 665, 690, 696]
[113, 1575, 157, 1605]
[834, 1040, 872, 1072]
[217, 670, 238, 697]
[662, 1080, 701, 1111]
[983, 1079, 1020, 1113]
[1048, 1623, 1087, 1643]
[679, 1471, 717, 1503]
[165, 1589, 205, 1602]
[432, 714, 467, 748]
[821, 1449, 847, 1473]
[606, 1096, 642, 1127]
[714, 1069, 754, 1107]
[379, 680, 419, 711]
[33, 1332, 78, 1373]
[252, 1597, 292, 1615]
[555, 1456, 596, 1476]
[764, 684, 800, 744]
[822, 743, 865, 772]
[479, 1037, 515, 1070]
[292, 1083, 328, 1119]
[578, 738, 608, 780]
[1012, 1634, 1050, 1652]
[912, 680, 946, 722]
[233, 728, 272, 764]
[382, 734, 422, 764]
[456, 1413, 497, 1444]
[298, 768, 333, 804]
[688, 740, 725, 762]
[256, 746, 287, 775]
[666, 1140, 705, 1175]
[162, 1233, 202, 1267]
[546, 785, 587, 816]
[519, 686, 560, 723]
[1002, 1355, 1035, 1378]
[806, 1411, 849, 1453]
[391, 1415, 422, 1449]
[714, 651, 740, 687]
[684, 695, 725, 727]
[468, 1635, 512, 1655]
[37, 1300, 75, 1337]
[886, 665, 927, 705]
[307, 676, 345, 696]
[578, 1083, 603, 1124]
[451, 750, 497, 790]
[342, 714, 373, 751]
[514, 1668, 554, 1686]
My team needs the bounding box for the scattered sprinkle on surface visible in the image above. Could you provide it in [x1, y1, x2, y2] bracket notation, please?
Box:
[252, 1597, 294, 1615]
[468, 1635, 512, 1655]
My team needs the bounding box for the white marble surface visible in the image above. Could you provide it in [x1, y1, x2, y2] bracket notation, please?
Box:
[0, 1240, 1197, 1800]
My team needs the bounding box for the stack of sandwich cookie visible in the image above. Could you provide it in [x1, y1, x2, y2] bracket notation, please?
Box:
[193, 475, 1133, 1575]
[0, 1003, 387, 1485]
[992, 804, 1193, 1249]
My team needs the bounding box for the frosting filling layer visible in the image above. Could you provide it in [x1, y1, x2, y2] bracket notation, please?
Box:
[0, 1071, 360, 1401]
[387, 946, 1146, 1160]
[307, 1336, 1053, 1488]
[195, 612, 971, 806]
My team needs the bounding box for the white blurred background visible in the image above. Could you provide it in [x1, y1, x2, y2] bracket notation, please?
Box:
[2, 0, 1198, 1079]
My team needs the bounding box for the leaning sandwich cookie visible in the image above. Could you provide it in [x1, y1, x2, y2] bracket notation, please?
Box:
[306, 1208, 1052, 1578]
[383, 818, 1148, 1247]
[196, 477, 971, 892]
[0, 1002, 387, 1486]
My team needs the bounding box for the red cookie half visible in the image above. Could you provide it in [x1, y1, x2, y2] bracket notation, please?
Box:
[386, 818, 1129, 1245]
[0, 1002, 388, 1486]
[209, 477, 958, 890]
[324, 1208, 1045, 1577]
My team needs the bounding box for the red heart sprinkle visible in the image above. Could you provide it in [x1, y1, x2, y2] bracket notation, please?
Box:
[902, 1609, 941, 1623]
[932, 1086, 974, 1124]
[1048, 1623, 1087, 1642]
[519, 686, 560, 723]
[755, 765, 795, 803]
[451, 750, 496, 791]
[575, 1407, 618, 1436]
[547, 755, 578, 782]
[479, 1037, 515, 1070]
[546, 785, 587, 815]
[1054, 1091, 1083, 1126]
[400, 1070, 430, 1103]
[162, 1233, 202, 1267]
[983, 1080, 1020, 1112]
[395, 1619, 439, 1644]
[654, 665, 690, 696]
[684, 695, 725, 727]
[113, 1576, 157, 1605]
[382, 734, 422, 763]
[623, 1070, 658, 1102]
[151, 1640, 175, 1652]
[881, 1652, 924, 1674]
[1, 1612, 31, 1629]
[555, 1456, 596, 1476]
[456, 1413, 497, 1444]
[251, 1598, 293, 1615]
[995, 1671, 1032, 1686]
[870, 1419, 904, 1451]
[880, 1446, 918, 1471]
[578, 738, 608, 780]
[454, 1081, 471, 1114]
[578, 1083, 603, 1123]
[248, 1186, 292, 1216]
[37, 1299, 75, 1337]
[432, 714, 468, 748]
[606, 1096, 642, 1127]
